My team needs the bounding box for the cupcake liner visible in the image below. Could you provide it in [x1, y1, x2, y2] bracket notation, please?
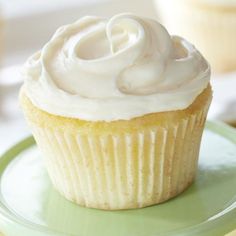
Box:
[156, 0, 236, 72]
[29, 105, 208, 210]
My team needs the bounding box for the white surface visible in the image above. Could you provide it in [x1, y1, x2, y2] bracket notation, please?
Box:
[2, 0, 101, 18]
[209, 74, 236, 123]
[0, 1, 235, 156]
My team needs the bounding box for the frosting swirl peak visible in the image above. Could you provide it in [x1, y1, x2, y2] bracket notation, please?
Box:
[23, 13, 210, 121]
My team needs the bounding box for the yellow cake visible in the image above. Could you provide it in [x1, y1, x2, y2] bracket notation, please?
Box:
[155, 0, 236, 73]
[20, 14, 212, 210]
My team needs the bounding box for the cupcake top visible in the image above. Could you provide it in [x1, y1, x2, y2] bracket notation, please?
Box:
[22, 13, 210, 121]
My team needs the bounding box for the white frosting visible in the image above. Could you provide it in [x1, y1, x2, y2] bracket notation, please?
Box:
[23, 13, 210, 121]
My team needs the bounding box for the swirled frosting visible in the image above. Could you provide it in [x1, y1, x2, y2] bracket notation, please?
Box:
[22, 13, 210, 121]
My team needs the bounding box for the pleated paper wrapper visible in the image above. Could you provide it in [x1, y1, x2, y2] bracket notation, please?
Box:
[30, 110, 208, 209]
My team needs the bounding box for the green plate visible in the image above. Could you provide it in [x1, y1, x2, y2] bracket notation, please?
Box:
[0, 121, 236, 236]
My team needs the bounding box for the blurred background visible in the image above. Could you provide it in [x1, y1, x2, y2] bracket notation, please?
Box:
[0, 0, 236, 154]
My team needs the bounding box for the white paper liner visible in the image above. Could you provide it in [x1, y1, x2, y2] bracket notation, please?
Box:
[30, 105, 209, 210]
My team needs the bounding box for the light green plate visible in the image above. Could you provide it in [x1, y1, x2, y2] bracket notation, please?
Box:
[0, 121, 236, 236]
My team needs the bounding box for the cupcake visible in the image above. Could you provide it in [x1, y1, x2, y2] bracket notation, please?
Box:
[20, 13, 212, 210]
[155, 0, 236, 73]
